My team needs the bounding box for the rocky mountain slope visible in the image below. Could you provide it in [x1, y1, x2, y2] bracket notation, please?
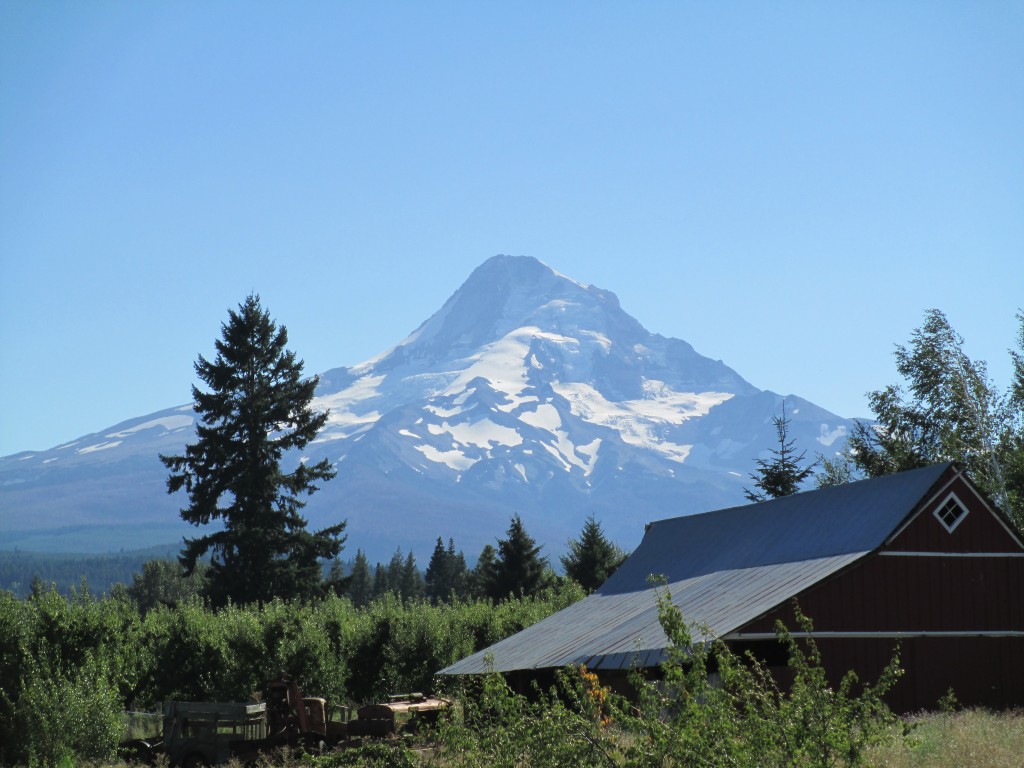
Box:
[0, 256, 852, 562]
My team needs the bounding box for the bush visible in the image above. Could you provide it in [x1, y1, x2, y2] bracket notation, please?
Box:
[8, 651, 124, 767]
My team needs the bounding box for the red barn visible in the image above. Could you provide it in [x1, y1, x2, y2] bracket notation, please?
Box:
[442, 463, 1024, 712]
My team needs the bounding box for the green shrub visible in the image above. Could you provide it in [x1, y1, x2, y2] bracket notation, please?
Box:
[9, 651, 124, 767]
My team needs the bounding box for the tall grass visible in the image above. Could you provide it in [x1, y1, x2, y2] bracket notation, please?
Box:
[868, 709, 1024, 768]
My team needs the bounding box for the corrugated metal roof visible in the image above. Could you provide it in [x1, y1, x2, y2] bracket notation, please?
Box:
[441, 463, 953, 675]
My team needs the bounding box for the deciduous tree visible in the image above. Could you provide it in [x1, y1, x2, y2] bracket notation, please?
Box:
[825, 309, 1024, 531]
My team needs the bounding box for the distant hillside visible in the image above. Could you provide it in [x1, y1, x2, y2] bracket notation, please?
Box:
[0, 543, 180, 597]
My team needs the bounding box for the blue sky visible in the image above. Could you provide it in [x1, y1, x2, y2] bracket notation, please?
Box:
[1, 2, 1022, 457]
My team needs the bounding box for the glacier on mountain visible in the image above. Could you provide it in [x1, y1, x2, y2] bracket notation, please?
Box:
[0, 255, 858, 561]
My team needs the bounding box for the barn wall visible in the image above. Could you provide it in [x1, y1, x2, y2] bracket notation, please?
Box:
[730, 473, 1024, 712]
[793, 636, 1024, 713]
[739, 554, 1024, 633]
[886, 472, 1023, 553]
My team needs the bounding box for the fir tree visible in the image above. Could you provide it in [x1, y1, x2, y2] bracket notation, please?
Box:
[447, 538, 469, 599]
[425, 537, 469, 602]
[471, 544, 498, 599]
[160, 294, 344, 605]
[372, 563, 389, 599]
[488, 514, 551, 600]
[401, 551, 424, 600]
[561, 515, 627, 592]
[386, 548, 405, 595]
[424, 538, 451, 603]
[348, 550, 373, 607]
[744, 400, 816, 502]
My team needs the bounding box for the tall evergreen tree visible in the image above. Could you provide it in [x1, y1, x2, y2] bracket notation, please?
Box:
[470, 544, 498, 599]
[425, 537, 469, 602]
[160, 294, 344, 605]
[401, 551, 424, 600]
[324, 558, 349, 596]
[744, 401, 816, 502]
[488, 514, 551, 600]
[447, 538, 469, 599]
[561, 516, 627, 592]
[348, 550, 373, 607]
[372, 563, 389, 599]
[424, 538, 451, 603]
[386, 548, 405, 596]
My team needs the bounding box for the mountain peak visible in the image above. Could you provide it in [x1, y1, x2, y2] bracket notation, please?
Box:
[385, 255, 627, 364]
[0, 255, 855, 564]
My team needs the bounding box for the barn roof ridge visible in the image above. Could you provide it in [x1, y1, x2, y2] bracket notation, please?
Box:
[441, 462, 962, 676]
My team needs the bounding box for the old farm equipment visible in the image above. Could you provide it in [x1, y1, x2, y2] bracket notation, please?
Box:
[122, 676, 349, 766]
[121, 677, 448, 766]
[347, 693, 450, 738]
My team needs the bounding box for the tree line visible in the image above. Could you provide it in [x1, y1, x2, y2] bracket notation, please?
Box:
[744, 308, 1024, 537]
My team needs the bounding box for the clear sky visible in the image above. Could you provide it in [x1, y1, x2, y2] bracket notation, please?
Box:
[1, 2, 1022, 458]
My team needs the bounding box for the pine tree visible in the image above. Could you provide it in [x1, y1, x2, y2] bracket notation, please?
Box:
[424, 537, 469, 602]
[470, 544, 498, 599]
[561, 515, 627, 592]
[401, 551, 424, 600]
[488, 514, 551, 600]
[348, 550, 373, 607]
[372, 563, 389, 599]
[744, 400, 816, 502]
[424, 538, 451, 603]
[160, 294, 344, 605]
[447, 538, 469, 599]
[324, 558, 349, 596]
[386, 548, 405, 596]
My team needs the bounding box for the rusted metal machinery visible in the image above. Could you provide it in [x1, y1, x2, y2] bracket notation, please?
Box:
[347, 693, 449, 738]
[120, 677, 448, 766]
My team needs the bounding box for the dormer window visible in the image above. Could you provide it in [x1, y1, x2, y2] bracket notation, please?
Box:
[934, 493, 968, 533]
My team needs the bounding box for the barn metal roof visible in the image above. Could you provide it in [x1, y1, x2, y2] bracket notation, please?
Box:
[441, 463, 953, 675]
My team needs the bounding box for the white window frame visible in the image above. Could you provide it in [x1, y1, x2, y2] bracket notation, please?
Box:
[933, 492, 969, 533]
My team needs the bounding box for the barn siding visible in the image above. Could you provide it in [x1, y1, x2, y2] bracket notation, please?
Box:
[737, 553, 1024, 633]
[805, 636, 1024, 712]
[886, 472, 1022, 553]
[728, 531, 1024, 711]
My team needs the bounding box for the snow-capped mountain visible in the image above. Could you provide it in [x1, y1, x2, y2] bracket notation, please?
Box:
[0, 256, 853, 561]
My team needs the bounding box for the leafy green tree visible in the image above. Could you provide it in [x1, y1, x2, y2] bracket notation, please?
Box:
[488, 515, 552, 600]
[348, 550, 373, 607]
[160, 294, 345, 606]
[829, 309, 1023, 531]
[561, 516, 627, 592]
[126, 558, 208, 614]
[744, 401, 816, 502]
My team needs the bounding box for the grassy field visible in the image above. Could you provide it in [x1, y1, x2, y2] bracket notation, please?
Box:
[867, 709, 1024, 768]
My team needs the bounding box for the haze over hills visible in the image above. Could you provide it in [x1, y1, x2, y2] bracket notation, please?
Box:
[0, 256, 854, 562]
